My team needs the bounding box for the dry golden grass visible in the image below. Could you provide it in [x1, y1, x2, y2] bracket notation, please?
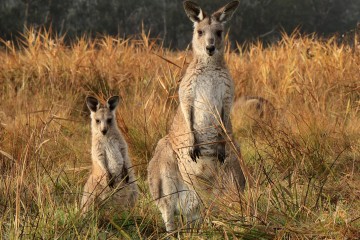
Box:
[0, 28, 359, 239]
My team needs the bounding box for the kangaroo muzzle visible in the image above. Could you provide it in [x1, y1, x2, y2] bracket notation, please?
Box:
[100, 123, 108, 135]
[206, 45, 215, 56]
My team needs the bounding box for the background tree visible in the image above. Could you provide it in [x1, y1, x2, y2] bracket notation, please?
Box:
[0, 0, 359, 48]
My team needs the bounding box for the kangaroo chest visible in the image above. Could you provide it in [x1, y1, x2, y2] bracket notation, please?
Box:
[93, 137, 124, 175]
[192, 71, 231, 143]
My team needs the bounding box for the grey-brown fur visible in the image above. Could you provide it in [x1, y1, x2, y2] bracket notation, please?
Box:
[233, 96, 276, 118]
[81, 96, 138, 213]
[148, 1, 245, 232]
[148, 136, 201, 231]
[231, 96, 277, 131]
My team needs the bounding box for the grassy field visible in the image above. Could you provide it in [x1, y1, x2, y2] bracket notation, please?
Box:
[0, 29, 359, 239]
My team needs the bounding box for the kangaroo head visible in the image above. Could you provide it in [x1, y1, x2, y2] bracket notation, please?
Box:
[184, 1, 239, 58]
[86, 96, 120, 136]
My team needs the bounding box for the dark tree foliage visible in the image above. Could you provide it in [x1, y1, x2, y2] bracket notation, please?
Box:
[0, 0, 359, 48]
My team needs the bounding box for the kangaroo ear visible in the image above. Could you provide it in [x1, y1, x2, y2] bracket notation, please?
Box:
[212, 1, 239, 23]
[86, 96, 99, 112]
[183, 1, 206, 23]
[107, 96, 120, 111]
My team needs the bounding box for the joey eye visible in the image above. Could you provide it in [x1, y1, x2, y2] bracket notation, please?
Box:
[216, 30, 223, 37]
[107, 119, 112, 124]
[95, 119, 100, 124]
[197, 30, 203, 36]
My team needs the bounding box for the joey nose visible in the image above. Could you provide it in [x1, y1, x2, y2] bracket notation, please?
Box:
[101, 129, 107, 135]
[206, 45, 215, 56]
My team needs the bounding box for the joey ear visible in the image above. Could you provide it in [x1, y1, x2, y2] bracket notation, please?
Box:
[212, 1, 239, 23]
[86, 96, 99, 112]
[107, 96, 120, 111]
[183, 1, 206, 23]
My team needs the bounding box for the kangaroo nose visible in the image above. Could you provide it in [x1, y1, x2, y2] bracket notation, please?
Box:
[206, 45, 215, 55]
[101, 129, 107, 135]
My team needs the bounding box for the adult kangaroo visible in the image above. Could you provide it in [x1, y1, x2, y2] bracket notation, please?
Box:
[148, 1, 245, 232]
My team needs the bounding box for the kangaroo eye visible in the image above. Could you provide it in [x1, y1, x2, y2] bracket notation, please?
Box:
[197, 30, 203, 36]
[216, 30, 223, 37]
[107, 119, 112, 124]
[95, 119, 100, 124]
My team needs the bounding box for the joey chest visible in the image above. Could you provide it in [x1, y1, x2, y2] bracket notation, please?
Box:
[92, 137, 124, 175]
